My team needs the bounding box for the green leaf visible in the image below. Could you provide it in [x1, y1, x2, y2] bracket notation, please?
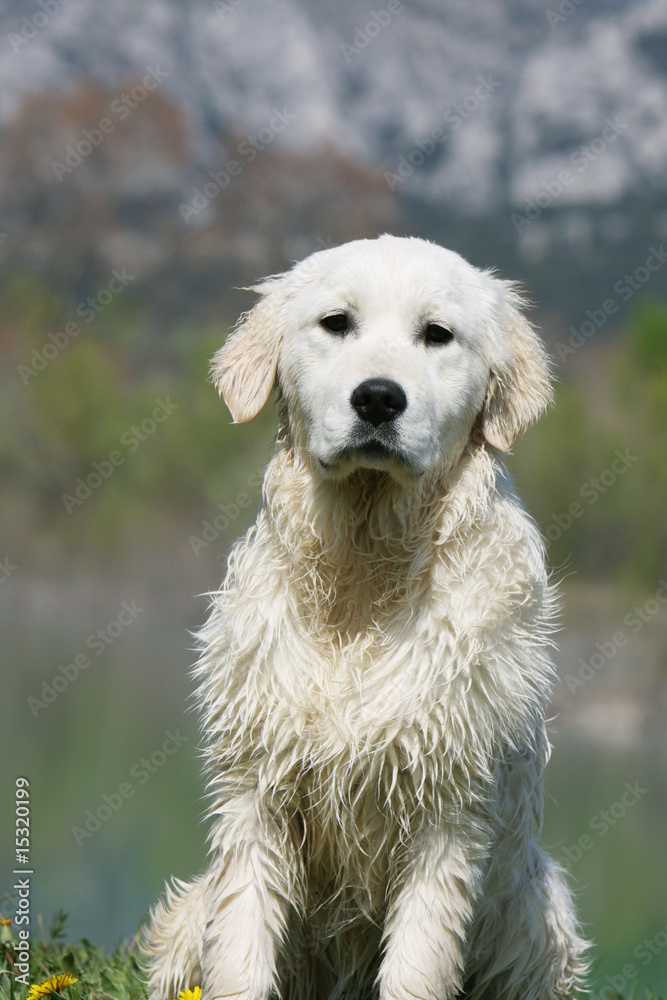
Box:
[61, 953, 76, 974]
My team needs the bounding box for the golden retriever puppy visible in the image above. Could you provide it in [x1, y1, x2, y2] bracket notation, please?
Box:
[145, 235, 588, 1000]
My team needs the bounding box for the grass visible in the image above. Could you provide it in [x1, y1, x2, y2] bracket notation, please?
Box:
[0, 913, 150, 1000]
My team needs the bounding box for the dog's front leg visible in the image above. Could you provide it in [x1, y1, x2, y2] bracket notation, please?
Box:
[378, 823, 486, 1000]
[201, 790, 297, 1000]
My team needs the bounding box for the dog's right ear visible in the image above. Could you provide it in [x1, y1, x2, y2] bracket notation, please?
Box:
[481, 283, 553, 451]
[211, 277, 287, 423]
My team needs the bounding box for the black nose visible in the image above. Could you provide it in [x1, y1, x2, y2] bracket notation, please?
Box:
[350, 378, 407, 427]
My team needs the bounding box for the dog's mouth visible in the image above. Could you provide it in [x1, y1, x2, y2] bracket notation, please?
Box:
[319, 428, 420, 476]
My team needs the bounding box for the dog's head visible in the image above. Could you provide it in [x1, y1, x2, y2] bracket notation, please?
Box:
[212, 236, 552, 482]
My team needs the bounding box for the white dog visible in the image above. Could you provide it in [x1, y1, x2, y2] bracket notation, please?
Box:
[145, 235, 588, 1000]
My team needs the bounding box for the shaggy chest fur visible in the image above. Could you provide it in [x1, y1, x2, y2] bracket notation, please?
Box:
[195, 446, 554, 925]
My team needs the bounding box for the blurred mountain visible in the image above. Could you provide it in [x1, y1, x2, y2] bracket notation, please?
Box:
[0, 0, 666, 327]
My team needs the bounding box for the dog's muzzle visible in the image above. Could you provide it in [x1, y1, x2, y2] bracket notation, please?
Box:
[318, 378, 417, 474]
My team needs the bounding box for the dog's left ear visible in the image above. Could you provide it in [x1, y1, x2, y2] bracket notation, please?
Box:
[481, 286, 553, 452]
[211, 277, 287, 423]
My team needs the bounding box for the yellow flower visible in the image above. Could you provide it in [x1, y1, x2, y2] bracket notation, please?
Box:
[176, 988, 202, 1000]
[0, 918, 11, 926]
[26, 973, 78, 999]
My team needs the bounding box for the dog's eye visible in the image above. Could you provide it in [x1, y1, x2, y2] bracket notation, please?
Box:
[320, 313, 349, 335]
[424, 323, 454, 346]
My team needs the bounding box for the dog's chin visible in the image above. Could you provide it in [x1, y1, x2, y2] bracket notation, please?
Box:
[318, 440, 424, 483]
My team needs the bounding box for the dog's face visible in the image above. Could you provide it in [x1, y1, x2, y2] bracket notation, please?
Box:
[213, 236, 552, 482]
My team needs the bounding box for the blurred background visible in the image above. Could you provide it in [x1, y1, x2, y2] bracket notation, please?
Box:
[0, 0, 666, 995]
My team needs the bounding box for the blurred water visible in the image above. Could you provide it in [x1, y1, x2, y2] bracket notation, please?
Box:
[543, 734, 667, 997]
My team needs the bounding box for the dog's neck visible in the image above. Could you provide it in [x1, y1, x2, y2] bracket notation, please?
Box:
[261, 440, 497, 638]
